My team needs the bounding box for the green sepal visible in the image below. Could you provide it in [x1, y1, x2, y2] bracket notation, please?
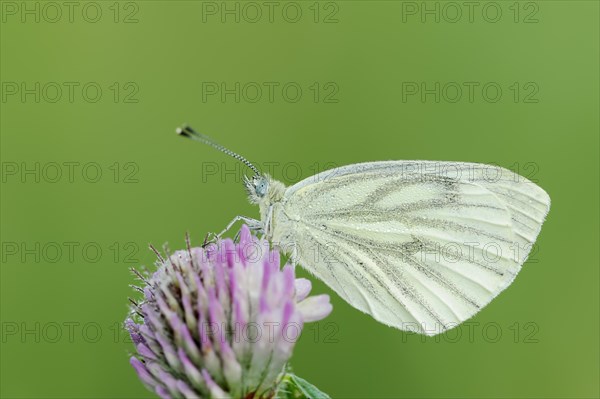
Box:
[275, 372, 331, 399]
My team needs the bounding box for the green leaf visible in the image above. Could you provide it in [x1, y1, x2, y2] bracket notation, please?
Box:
[275, 373, 331, 399]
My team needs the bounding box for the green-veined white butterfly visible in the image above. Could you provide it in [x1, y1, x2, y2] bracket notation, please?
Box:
[177, 125, 550, 336]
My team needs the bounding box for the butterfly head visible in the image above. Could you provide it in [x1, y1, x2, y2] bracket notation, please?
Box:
[244, 174, 270, 203]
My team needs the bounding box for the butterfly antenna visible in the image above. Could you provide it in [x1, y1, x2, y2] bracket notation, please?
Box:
[176, 124, 261, 176]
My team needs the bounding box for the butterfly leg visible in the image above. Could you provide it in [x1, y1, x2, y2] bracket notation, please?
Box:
[205, 215, 263, 246]
[261, 205, 274, 241]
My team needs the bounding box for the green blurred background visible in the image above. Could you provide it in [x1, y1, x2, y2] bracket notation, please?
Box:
[1, 1, 598, 398]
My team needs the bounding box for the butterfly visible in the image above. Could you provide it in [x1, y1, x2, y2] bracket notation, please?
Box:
[178, 125, 550, 336]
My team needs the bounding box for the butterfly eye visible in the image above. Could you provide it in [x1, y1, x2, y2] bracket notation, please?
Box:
[255, 178, 268, 197]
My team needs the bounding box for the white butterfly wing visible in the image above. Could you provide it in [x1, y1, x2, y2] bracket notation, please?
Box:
[274, 161, 550, 335]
